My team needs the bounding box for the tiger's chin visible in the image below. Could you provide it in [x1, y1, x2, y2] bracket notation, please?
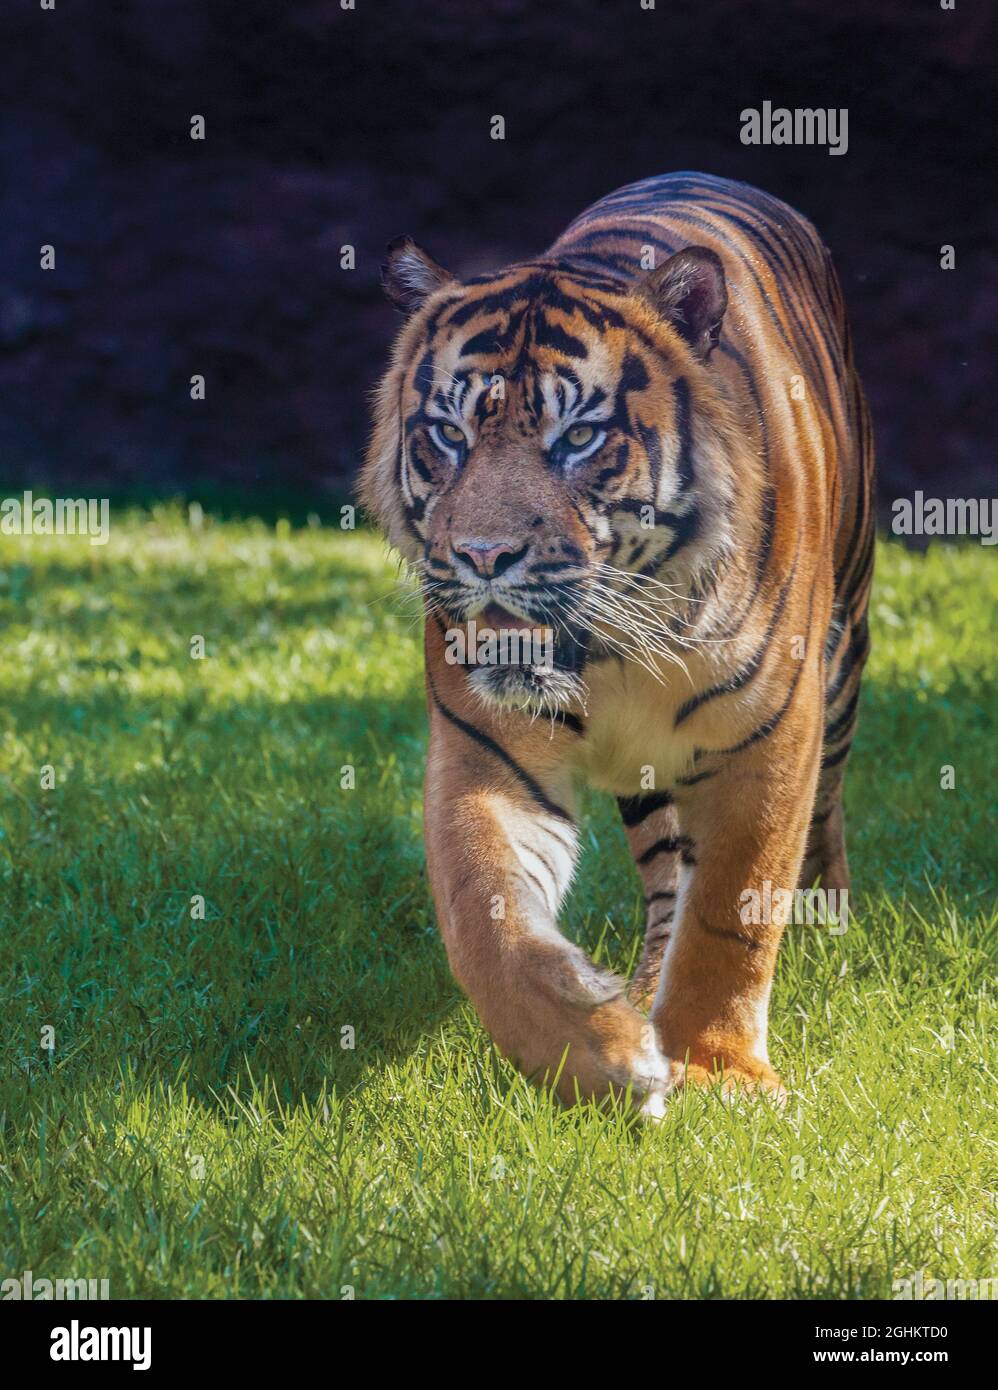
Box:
[468, 663, 586, 717]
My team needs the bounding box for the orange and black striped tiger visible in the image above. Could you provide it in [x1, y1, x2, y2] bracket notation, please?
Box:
[361, 172, 874, 1113]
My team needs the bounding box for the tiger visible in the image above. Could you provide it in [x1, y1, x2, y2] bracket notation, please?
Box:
[360, 171, 874, 1115]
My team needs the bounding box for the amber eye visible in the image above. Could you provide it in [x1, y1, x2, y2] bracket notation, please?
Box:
[438, 422, 465, 444]
[565, 423, 596, 448]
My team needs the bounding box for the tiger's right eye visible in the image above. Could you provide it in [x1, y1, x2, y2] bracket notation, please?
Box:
[438, 423, 465, 444]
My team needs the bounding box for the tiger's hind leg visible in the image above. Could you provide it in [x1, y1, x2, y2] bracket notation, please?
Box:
[800, 610, 870, 891]
[617, 792, 684, 1010]
[804, 359, 875, 893]
[800, 779, 849, 892]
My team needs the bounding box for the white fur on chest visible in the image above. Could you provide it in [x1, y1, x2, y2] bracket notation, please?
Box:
[571, 658, 700, 797]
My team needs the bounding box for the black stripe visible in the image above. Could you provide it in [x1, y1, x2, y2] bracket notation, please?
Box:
[460, 328, 502, 356]
[712, 580, 816, 757]
[834, 470, 874, 596]
[531, 318, 588, 358]
[639, 205, 798, 362]
[712, 342, 772, 495]
[674, 541, 798, 727]
[662, 504, 701, 560]
[697, 920, 762, 951]
[821, 741, 852, 771]
[638, 836, 695, 867]
[826, 621, 869, 706]
[531, 560, 582, 576]
[427, 676, 572, 823]
[824, 686, 861, 743]
[715, 482, 779, 645]
[520, 864, 553, 907]
[592, 441, 632, 490]
[693, 195, 840, 415]
[617, 790, 674, 826]
[675, 767, 717, 787]
[714, 641, 806, 757]
[672, 378, 695, 493]
[441, 275, 545, 327]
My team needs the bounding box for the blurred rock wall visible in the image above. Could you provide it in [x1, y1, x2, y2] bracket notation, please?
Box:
[2, 0, 994, 507]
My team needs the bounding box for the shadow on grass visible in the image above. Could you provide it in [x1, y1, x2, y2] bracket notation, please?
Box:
[1, 641, 993, 1122]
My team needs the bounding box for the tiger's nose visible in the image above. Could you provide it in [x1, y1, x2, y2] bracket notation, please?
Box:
[452, 538, 528, 578]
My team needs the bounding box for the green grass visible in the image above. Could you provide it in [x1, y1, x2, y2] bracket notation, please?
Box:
[0, 505, 995, 1299]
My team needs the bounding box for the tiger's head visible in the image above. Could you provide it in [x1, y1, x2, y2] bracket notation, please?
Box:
[361, 238, 742, 714]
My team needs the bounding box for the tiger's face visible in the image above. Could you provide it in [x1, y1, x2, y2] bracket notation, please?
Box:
[362, 239, 735, 713]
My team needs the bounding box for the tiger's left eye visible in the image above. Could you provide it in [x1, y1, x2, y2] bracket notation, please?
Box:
[565, 424, 595, 448]
[439, 422, 465, 444]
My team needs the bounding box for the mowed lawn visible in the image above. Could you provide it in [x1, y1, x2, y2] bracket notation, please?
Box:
[0, 506, 994, 1300]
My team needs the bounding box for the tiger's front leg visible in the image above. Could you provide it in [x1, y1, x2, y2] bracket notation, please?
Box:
[424, 676, 671, 1115]
[652, 664, 824, 1100]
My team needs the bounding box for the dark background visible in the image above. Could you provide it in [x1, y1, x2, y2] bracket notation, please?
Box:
[3, 0, 994, 513]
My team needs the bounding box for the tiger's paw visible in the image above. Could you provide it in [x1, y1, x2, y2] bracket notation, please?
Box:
[635, 1081, 673, 1121]
[599, 1026, 677, 1121]
[668, 1056, 788, 1106]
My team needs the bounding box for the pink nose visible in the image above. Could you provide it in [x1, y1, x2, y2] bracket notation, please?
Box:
[452, 538, 526, 578]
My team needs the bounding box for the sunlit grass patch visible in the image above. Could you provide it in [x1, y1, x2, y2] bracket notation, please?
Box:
[0, 508, 994, 1298]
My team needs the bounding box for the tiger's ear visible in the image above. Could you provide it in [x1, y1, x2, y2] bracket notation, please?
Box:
[639, 246, 727, 360]
[381, 236, 455, 315]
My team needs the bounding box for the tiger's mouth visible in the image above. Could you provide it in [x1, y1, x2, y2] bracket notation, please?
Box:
[430, 578, 593, 714]
[455, 602, 557, 671]
[453, 599, 590, 715]
[478, 602, 534, 632]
